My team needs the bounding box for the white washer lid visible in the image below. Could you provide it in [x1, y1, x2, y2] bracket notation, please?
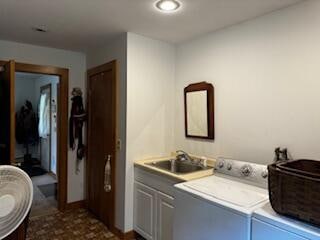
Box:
[0, 165, 33, 239]
[185, 179, 267, 208]
[175, 175, 268, 215]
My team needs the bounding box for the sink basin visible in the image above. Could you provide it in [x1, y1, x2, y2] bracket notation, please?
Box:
[147, 160, 212, 174]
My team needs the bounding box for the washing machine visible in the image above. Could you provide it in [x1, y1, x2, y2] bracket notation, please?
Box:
[173, 158, 269, 240]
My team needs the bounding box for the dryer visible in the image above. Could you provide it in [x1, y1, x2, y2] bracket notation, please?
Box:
[252, 203, 320, 240]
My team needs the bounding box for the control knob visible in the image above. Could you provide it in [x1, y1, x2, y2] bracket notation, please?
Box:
[261, 170, 268, 179]
[217, 161, 224, 168]
[227, 163, 232, 171]
[241, 164, 252, 177]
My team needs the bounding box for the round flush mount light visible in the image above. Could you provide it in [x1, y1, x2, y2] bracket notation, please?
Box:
[155, 0, 181, 13]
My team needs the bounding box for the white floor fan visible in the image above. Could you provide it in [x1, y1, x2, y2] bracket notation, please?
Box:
[0, 165, 33, 239]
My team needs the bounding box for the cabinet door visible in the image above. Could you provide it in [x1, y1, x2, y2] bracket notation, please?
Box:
[134, 181, 157, 240]
[252, 219, 308, 240]
[157, 191, 174, 240]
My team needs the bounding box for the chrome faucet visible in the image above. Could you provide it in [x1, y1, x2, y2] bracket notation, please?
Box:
[274, 147, 289, 162]
[176, 150, 193, 162]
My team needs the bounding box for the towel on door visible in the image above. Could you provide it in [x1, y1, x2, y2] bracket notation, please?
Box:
[38, 93, 50, 138]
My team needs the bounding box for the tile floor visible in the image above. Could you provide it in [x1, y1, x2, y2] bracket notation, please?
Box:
[31, 174, 58, 218]
[27, 208, 119, 240]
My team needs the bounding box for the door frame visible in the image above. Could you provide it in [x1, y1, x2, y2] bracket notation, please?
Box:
[39, 83, 52, 173]
[86, 60, 118, 230]
[0, 60, 15, 164]
[0, 60, 69, 211]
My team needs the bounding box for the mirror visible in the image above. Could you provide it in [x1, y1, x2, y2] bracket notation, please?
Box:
[184, 82, 214, 139]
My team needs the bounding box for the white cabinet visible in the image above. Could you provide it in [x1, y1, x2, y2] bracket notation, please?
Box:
[157, 191, 174, 240]
[252, 218, 309, 240]
[134, 181, 157, 240]
[134, 167, 180, 240]
[134, 181, 174, 240]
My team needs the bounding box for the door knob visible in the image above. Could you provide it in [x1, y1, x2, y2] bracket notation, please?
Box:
[104, 155, 112, 192]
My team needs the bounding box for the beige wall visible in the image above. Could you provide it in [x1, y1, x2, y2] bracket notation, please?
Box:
[174, 0, 320, 164]
[0, 40, 86, 203]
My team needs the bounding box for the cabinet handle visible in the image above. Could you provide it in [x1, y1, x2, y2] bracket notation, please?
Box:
[104, 155, 112, 192]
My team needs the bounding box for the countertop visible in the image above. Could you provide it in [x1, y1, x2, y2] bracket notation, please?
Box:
[253, 203, 320, 240]
[134, 155, 215, 182]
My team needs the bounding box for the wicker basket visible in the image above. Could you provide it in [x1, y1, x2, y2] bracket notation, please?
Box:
[268, 159, 320, 227]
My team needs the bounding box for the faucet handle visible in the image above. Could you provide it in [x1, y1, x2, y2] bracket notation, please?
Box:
[281, 148, 288, 160]
[176, 150, 186, 155]
[274, 147, 281, 162]
[200, 156, 207, 167]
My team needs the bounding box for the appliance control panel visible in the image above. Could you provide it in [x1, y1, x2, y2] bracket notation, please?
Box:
[215, 157, 268, 188]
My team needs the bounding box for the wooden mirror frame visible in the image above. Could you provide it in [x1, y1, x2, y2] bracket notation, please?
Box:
[184, 82, 214, 140]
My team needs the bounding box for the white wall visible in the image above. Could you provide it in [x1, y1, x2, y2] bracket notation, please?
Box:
[87, 32, 176, 233]
[86, 33, 127, 231]
[0, 40, 86, 203]
[6, 0, 319, 230]
[15, 76, 37, 111]
[126, 32, 176, 231]
[175, 0, 320, 164]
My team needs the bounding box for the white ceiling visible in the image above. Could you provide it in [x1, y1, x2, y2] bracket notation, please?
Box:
[0, 0, 303, 52]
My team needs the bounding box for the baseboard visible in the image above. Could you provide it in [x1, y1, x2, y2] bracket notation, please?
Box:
[123, 231, 138, 240]
[66, 200, 85, 210]
[110, 226, 138, 240]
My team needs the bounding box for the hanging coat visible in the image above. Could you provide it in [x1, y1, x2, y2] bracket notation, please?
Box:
[16, 101, 39, 145]
[69, 95, 86, 160]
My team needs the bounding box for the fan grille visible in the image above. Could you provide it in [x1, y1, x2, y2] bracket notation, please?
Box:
[0, 166, 33, 239]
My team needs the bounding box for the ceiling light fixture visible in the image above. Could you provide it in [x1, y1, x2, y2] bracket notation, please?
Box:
[155, 0, 181, 13]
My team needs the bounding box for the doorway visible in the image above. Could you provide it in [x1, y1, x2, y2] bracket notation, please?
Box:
[87, 60, 117, 230]
[15, 72, 60, 217]
[0, 60, 68, 212]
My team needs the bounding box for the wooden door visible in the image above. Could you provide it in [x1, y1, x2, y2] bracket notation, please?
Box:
[0, 60, 15, 165]
[87, 61, 117, 229]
